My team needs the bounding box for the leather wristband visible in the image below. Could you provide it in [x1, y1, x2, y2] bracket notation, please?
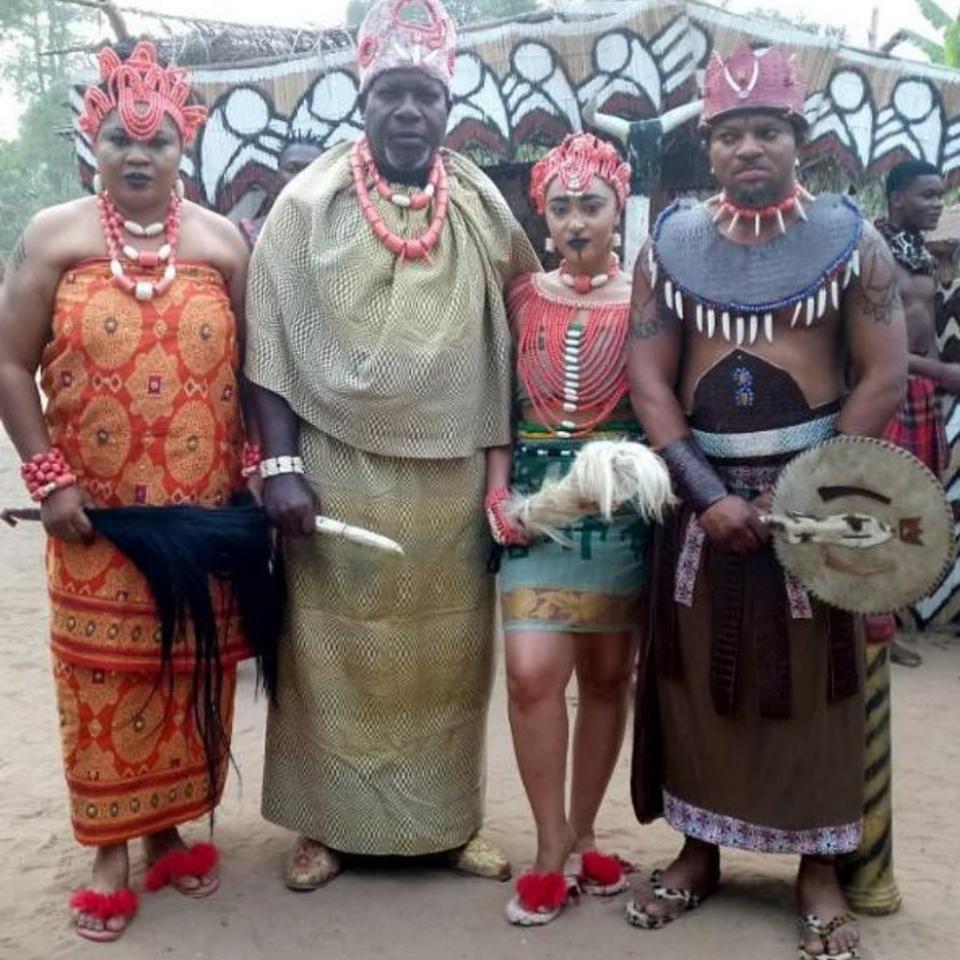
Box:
[660, 437, 728, 514]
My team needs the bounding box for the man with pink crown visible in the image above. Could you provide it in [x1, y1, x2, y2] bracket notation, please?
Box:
[245, 0, 538, 889]
[625, 44, 907, 959]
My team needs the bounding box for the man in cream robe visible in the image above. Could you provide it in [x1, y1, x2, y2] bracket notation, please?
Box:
[246, 0, 538, 888]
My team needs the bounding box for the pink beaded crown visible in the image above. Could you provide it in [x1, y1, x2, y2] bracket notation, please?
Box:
[702, 43, 807, 127]
[78, 40, 208, 145]
[357, 0, 457, 93]
[529, 133, 631, 215]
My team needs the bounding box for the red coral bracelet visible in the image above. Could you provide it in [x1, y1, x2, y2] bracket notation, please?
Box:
[485, 487, 526, 546]
[241, 442, 261, 478]
[20, 448, 78, 502]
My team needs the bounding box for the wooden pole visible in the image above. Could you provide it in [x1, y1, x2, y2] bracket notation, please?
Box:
[837, 639, 902, 915]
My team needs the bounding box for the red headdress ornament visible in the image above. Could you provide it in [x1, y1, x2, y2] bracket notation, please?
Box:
[78, 40, 207, 145]
[529, 133, 631, 215]
[357, 0, 456, 94]
[701, 43, 807, 127]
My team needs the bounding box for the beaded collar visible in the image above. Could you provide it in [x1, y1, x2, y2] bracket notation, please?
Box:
[651, 194, 863, 346]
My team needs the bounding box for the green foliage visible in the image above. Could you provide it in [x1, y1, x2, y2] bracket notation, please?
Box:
[944, 19, 960, 67]
[916, 0, 953, 33]
[0, 0, 90, 260]
[886, 1, 960, 66]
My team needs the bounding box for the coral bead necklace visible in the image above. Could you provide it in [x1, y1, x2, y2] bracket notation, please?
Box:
[515, 277, 630, 438]
[97, 189, 181, 301]
[351, 136, 449, 260]
[559, 253, 620, 295]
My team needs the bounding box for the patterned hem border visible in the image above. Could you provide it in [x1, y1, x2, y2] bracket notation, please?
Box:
[663, 790, 862, 855]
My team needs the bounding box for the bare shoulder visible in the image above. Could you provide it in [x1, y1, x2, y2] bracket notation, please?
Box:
[630, 237, 656, 290]
[858, 219, 890, 256]
[6, 196, 101, 280]
[31, 195, 96, 231]
[847, 219, 902, 325]
[538, 269, 563, 296]
[608, 271, 632, 297]
[179, 201, 247, 274]
[182, 201, 244, 246]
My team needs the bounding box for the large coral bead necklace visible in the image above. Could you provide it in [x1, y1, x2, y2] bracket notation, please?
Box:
[559, 253, 620, 295]
[351, 136, 449, 260]
[516, 278, 630, 438]
[97, 190, 181, 301]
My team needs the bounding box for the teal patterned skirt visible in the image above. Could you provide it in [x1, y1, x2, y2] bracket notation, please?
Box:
[500, 422, 653, 634]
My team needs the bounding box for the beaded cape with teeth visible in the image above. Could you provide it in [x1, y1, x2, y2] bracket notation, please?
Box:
[651, 194, 863, 346]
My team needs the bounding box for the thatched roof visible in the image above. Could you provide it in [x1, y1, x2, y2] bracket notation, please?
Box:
[58, 0, 354, 66]
[150, 21, 353, 66]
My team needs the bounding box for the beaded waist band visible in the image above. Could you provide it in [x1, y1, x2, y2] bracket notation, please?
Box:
[691, 412, 838, 461]
[515, 419, 641, 443]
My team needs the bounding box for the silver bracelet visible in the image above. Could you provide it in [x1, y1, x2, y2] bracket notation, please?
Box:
[259, 455, 305, 478]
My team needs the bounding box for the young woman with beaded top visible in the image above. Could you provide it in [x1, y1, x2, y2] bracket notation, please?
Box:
[0, 39, 254, 942]
[485, 133, 652, 926]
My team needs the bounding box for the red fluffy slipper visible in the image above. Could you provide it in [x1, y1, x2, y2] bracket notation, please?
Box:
[69, 887, 138, 942]
[145, 842, 220, 898]
[579, 850, 632, 896]
[505, 871, 577, 926]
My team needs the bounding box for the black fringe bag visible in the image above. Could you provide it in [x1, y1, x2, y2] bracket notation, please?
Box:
[87, 494, 284, 807]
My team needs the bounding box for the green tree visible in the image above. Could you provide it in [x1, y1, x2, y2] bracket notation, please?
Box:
[0, 0, 92, 259]
[882, 0, 960, 66]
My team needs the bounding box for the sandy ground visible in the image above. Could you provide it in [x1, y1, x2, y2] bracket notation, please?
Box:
[1, 434, 959, 960]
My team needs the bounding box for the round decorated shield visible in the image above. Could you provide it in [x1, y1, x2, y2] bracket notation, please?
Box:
[769, 436, 955, 614]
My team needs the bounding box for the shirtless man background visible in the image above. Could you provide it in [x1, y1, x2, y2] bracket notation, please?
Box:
[874, 160, 952, 662]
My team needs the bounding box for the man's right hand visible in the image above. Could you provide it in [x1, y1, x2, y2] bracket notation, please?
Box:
[262, 473, 317, 537]
[41, 484, 94, 543]
[698, 494, 770, 554]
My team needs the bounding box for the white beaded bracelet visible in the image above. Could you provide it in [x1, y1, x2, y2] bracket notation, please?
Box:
[259, 455, 305, 478]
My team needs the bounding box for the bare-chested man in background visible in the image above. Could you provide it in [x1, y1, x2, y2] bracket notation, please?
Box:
[873, 160, 951, 663]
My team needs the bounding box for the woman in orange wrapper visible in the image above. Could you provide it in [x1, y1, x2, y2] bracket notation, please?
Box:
[0, 40, 254, 942]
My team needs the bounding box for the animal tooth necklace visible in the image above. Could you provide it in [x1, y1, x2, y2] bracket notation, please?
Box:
[710, 183, 814, 237]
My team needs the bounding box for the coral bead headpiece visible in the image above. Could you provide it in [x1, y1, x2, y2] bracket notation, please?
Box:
[79, 40, 208, 145]
[529, 133, 631, 215]
[357, 0, 457, 94]
[702, 43, 808, 128]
